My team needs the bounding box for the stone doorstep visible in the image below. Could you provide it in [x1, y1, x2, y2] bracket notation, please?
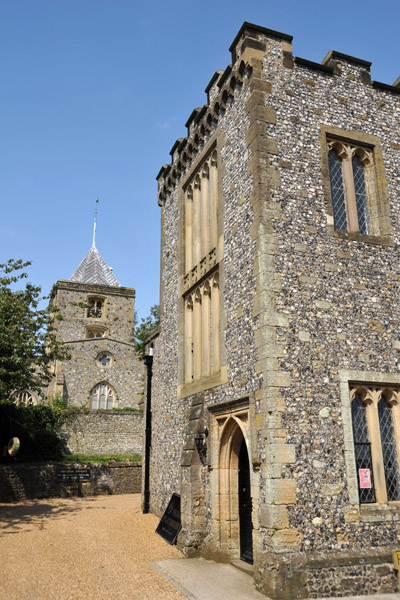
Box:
[230, 558, 254, 577]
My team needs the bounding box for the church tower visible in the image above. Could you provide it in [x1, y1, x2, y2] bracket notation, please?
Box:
[48, 218, 143, 409]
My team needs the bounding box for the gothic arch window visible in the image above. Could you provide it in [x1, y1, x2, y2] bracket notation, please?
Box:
[350, 386, 400, 504]
[328, 141, 372, 235]
[90, 382, 115, 410]
[11, 390, 38, 406]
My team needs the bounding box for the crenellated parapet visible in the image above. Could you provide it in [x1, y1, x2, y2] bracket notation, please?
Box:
[157, 21, 400, 207]
[156, 59, 251, 205]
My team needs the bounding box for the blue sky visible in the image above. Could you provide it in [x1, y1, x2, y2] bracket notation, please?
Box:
[0, 0, 399, 320]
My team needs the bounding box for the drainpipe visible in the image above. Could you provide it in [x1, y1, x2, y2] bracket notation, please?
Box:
[143, 347, 153, 514]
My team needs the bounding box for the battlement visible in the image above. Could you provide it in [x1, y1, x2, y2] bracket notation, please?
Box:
[156, 21, 400, 206]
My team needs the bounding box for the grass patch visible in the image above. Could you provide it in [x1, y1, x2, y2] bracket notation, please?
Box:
[60, 453, 142, 464]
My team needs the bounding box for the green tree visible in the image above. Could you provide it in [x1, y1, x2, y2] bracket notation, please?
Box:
[0, 259, 69, 400]
[134, 304, 160, 358]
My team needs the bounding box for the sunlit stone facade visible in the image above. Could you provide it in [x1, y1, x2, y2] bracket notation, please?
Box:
[149, 22, 400, 599]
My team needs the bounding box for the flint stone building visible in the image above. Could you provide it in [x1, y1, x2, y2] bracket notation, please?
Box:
[48, 243, 143, 409]
[148, 22, 400, 599]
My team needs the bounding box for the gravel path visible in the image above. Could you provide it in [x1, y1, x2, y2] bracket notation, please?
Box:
[0, 493, 185, 600]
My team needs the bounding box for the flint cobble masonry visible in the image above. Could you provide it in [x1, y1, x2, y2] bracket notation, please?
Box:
[60, 411, 143, 455]
[0, 462, 142, 502]
[49, 280, 144, 408]
[149, 22, 400, 599]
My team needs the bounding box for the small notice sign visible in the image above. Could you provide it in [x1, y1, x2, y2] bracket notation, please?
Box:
[156, 493, 181, 545]
[359, 468, 372, 489]
[393, 551, 400, 570]
[56, 469, 91, 482]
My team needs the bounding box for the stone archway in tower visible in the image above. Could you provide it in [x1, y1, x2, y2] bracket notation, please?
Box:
[211, 404, 254, 562]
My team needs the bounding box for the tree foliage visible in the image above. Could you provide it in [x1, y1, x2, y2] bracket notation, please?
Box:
[0, 259, 69, 400]
[134, 304, 160, 358]
[0, 400, 66, 461]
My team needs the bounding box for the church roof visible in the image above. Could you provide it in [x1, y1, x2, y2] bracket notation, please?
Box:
[70, 246, 121, 287]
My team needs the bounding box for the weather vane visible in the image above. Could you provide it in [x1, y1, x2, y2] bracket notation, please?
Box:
[92, 198, 99, 248]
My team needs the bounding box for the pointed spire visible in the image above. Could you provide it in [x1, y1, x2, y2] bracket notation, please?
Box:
[92, 198, 99, 248]
[70, 247, 120, 287]
[70, 198, 121, 286]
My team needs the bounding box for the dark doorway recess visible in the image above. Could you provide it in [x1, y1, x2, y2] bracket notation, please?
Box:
[238, 438, 253, 564]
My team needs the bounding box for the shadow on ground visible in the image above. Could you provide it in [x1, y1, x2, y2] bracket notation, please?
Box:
[0, 497, 101, 535]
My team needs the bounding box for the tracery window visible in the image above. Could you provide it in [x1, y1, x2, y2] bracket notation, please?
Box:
[328, 140, 373, 235]
[97, 352, 113, 367]
[11, 390, 38, 406]
[350, 386, 400, 504]
[90, 382, 115, 410]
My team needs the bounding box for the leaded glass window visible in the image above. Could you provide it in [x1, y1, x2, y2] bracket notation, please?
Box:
[350, 385, 400, 505]
[327, 140, 373, 235]
[352, 155, 370, 235]
[328, 150, 348, 231]
[90, 383, 114, 409]
[378, 394, 400, 501]
[351, 393, 376, 504]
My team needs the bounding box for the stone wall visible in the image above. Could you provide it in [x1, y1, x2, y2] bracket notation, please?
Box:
[49, 280, 144, 408]
[0, 462, 142, 502]
[60, 411, 143, 455]
[150, 21, 400, 599]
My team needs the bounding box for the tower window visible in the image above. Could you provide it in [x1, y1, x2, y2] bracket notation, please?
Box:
[328, 140, 372, 235]
[86, 327, 106, 339]
[97, 352, 112, 367]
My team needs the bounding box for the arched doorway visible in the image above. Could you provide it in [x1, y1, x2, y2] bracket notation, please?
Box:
[217, 413, 253, 563]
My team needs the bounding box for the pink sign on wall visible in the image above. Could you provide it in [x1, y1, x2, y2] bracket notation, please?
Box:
[359, 468, 372, 489]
